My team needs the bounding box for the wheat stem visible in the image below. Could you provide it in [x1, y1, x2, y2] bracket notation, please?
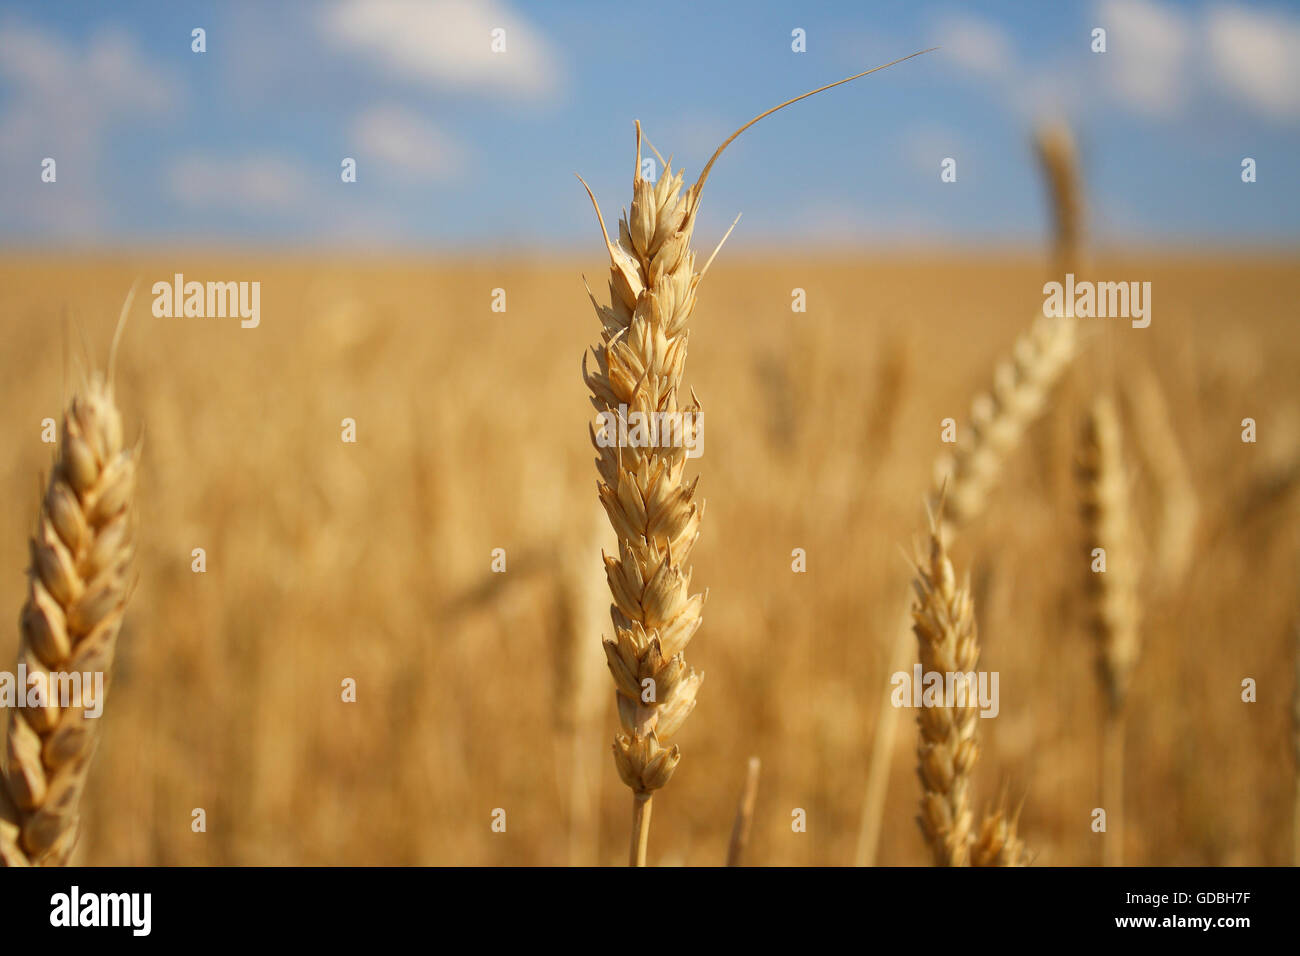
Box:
[1102, 711, 1126, 867]
[853, 601, 914, 866]
[629, 793, 652, 867]
[1292, 624, 1300, 867]
[726, 756, 761, 866]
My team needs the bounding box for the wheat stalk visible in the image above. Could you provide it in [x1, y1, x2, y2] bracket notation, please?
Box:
[1077, 393, 1140, 866]
[581, 51, 932, 866]
[725, 756, 761, 866]
[1293, 622, 1300, 867]
[911, 510, 980, 866]
[1, 349, 137, 866]
[553, 509, 612, 866]
[1119, 364, 1197, 592]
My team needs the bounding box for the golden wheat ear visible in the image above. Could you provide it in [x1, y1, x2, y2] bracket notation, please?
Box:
[582, 50, 934, 867]
[911, 508, 980, 866]
[1, 301, 138, 867]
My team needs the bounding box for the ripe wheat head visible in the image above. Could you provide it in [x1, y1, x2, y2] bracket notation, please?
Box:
[581, 51, 934, 865]
[1, 368, 137, 867]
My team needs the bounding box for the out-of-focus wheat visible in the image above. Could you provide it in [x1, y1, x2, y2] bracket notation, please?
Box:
[1121, 365, 1197, 591]
[1292, 623, 1299, 867]
[553, 509, 612, 866]
[1079, 395, 1140, 715]
[972, 801, 1028, 867]
[856, 124, 1086, 867]
[1035, 121, 1085, 273]
[1078, 394, 1140, 867]
[932, 314, 1078, 538]
[725, 756, 761, 866]
[1, 364, 136, 867]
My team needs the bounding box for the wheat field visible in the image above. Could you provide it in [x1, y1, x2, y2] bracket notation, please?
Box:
[0, 249, 1295, 865]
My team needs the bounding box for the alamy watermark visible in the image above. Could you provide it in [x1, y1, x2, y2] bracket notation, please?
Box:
[891, 664, 1000, 718]
[152, 273, 260, 328]
[1043, 273, 1151, 328]
[0, 665, 104, 718]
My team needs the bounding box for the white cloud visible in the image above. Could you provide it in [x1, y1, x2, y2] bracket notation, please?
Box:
[0, 21, 178, 235]
[351, 105, 466, 182]
[168, 155, 307, 210]
[1206, 4, 1300, 119]
[1094, 0, 1192, 116]
[932, 12, 1015, 79]
[320, 0, 561, 101]
[899, 124, 967, 176]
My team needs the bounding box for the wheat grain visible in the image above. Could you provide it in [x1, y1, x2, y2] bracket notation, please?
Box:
[1, 368, 137, 867]
[581, 51, 933, 866]
[912, 511, 980, 866]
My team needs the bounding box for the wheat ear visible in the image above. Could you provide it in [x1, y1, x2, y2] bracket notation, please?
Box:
[855, 314, 1075, 866]
[1034, 121, 1085, 274]
[912, 510, 980, 866]
[971, 799, 1029, 867]
[931, 313, 1077, 537]
[856, 125, 1083, 867]
[1, 368, 137, 867]
[930, 123, 1083, 534]
[582, 51, 933, 867]
[1077, 394, 1140, 866]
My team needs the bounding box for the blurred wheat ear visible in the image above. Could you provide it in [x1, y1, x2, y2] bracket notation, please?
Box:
[580, 50, 934, 866]
[1, 297, 138, 866]
[972, 795, 1029, 867]
[1077, 393, 1141, 867]
[856, 121, 1084, 867]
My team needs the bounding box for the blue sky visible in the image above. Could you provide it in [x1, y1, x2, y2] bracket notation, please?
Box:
[1, 0, 1298, 249]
